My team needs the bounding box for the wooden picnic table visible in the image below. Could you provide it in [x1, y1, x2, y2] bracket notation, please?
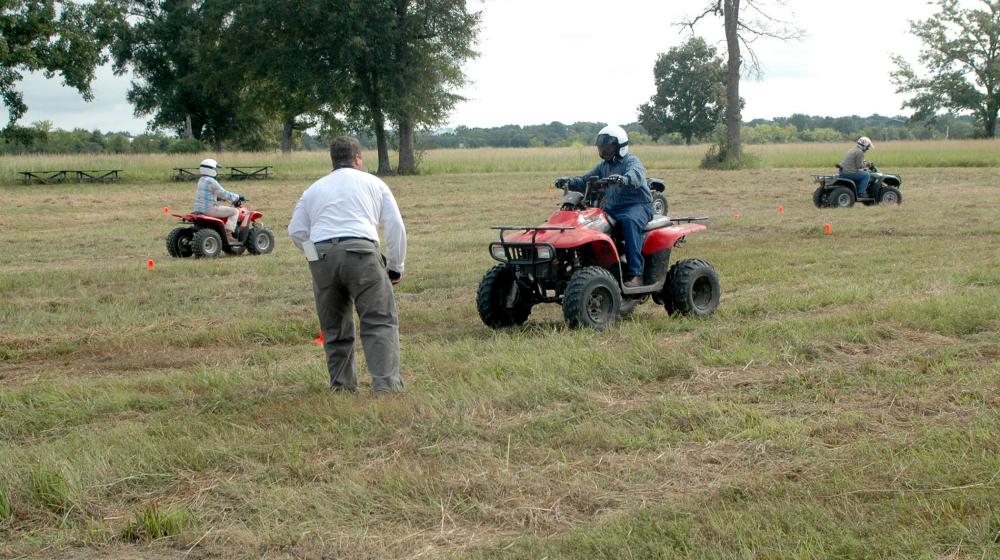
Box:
[19, 169, 123, 184]
[173, 165, 271, 181]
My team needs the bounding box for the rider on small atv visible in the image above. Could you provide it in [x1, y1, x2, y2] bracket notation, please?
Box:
[839, 136, 874, 198]
[194, 158, 244, 240]
[555, 125, 654, 288]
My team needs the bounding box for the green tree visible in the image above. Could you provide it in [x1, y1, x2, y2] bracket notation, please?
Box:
[891, 0, 1000, 138]
[638, 37, 725, 145]
[683, 0, 801, 166]
[385, 0, 479, 174]
[0, 0, 116, 129]
[110, 0, 249, 151]
[225, 1, 341, 153]
[341, 0, 479, 174]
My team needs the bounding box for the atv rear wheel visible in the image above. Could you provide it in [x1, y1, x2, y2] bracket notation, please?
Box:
[563, 266, 621, 330]
[829, 186, 855, 208]
[192, 228, 223, 258]
[812, 187, 826, 208]
[166, 227, 194, 258]
[247, 227, 274, 255]
[651, 193, 668, 216]
[879, 186, 902, 205]
[477, 265, 532, 328]
[664, 259, 720, 317]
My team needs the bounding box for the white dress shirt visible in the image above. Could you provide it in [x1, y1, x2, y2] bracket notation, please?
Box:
[288, 168, 407, 273]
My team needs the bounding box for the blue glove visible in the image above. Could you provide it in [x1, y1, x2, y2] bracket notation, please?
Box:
[606, 174, 627, 185]
[554, 177, 570, 188]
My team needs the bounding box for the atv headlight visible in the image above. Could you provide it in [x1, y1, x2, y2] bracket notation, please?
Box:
[490, 243, 506, 261]
[535, 245, 553, 260]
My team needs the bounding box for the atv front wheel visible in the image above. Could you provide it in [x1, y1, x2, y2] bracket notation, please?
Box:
[166, 227, 194, 258]
[477, 265, 532, 328]
[879, 187, 902, 205]
[651, 193, 668, 216]
[247, 227, 275, 255]
[812, 187, 826, 208]
[664, 259, 720, 317]
[829, 186, 855, 208]
[563, 266, 621, 330]
[192, 228, 222, 258]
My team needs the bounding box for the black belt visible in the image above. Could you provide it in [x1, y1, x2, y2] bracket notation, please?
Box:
[315, 236, 375, 245]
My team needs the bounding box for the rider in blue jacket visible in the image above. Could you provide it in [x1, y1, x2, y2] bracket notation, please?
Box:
[556, 125, 653, 287]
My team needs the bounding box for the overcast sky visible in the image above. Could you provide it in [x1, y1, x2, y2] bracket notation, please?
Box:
[1, 0, 951, 134]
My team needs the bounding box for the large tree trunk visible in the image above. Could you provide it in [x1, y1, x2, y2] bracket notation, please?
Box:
[986, 100, 998, 138]
[373, 111, 392, 175]
[281, 118, 294, 153]
[397, 118, 416, 175]
[724, 0, 742, 163]
[183, 115, 193, 140]
[212, 136, 222, 152]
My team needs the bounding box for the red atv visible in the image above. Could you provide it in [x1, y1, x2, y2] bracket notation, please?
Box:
[166, 197, 274, 258]
[477, 177, 720, 330]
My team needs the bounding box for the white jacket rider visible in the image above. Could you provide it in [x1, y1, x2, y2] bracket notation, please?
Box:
[193, 159, 243, 238]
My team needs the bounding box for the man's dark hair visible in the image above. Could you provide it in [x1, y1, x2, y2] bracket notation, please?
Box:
[330, 136, 362, 169]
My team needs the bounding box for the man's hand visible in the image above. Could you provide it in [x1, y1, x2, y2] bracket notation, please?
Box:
[605, 174, 627, 185]
[554, 177, 570, 188]
[387, 269, 402, 285]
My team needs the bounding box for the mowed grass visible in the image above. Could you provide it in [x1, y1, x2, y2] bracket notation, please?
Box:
[1, 138, 998, 184]
[1, 152, 999, 558]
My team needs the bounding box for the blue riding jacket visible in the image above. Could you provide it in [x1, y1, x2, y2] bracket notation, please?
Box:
[566, 153, 653, 211]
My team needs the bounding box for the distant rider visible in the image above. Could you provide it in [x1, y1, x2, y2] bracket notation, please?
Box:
[555, 125, 653, 288]
[194, 158, 243, 239]
[840, 136, 873, 198]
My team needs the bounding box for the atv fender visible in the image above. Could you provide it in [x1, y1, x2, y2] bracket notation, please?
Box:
[643, 223, 706, 255]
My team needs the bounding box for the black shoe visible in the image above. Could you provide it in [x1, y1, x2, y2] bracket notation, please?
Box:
[330, 383, 357, 394]
[624, 276, 643, 288]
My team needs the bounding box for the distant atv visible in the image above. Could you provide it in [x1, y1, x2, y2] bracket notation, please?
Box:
[477, 176, 720, 331]
[649, 178, 668, 216]
[812, 162, 902, 208]
[166, 197, 274, 258]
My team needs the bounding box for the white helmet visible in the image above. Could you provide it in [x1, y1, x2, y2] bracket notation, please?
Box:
[857, 136, 873, 151]
[596, 125, 629, 161]
[199, 158, 221, 177]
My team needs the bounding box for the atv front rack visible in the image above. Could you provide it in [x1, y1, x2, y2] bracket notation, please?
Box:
[491, 225, 574, 240]
[489, 226, 572, 265]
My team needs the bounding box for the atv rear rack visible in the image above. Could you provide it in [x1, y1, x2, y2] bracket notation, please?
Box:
[667, 216, 709, 223]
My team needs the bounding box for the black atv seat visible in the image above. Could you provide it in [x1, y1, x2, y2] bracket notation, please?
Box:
[644, 215, 672, 231]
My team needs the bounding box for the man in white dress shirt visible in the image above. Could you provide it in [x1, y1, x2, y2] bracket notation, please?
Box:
[288, 136, 407, 393]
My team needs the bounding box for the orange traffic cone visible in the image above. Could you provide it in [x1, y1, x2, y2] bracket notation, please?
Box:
[824, 223, 832, 235]
[163, 207, 170, 215]
[147, 259, 155, 269]
[778, 206, 785, 214]
[314, 331, 324, 344]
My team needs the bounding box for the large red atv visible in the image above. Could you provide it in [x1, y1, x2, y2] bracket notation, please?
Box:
[166, 197, 274, 258]
[477, 177, 720, 330]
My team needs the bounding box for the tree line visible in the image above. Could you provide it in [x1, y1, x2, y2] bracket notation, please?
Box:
[1, 113, 980, 156]
[1, 0, 479, 174]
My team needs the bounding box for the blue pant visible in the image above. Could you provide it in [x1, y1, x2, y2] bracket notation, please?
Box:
[839, 171, 871, 196]
[606, 204, 653, 278]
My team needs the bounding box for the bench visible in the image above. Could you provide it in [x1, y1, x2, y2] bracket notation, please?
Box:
[174, 166, 271, 181]
[19, 169, 123, 184]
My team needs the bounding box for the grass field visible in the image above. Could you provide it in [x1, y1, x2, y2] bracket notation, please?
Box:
[1, 146, 999, 558]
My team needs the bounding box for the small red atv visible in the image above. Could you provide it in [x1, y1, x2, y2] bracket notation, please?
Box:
[477, 177, 721, 330]
[166, 197, 274, 258]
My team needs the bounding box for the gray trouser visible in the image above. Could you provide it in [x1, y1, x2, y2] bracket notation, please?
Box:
[309, 239, 403, 392]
